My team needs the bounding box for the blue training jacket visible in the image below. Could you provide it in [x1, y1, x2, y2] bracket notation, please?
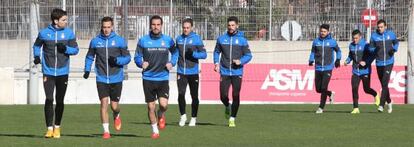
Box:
[308, 34, 341, 71]
[84, 31, 131, 84]
[213, 31, 252, 76]
[369, 29, 399, 66]
[33, 24, 79, 76]
[176, 31, 207, 75]
[345, 38, 374, 76]
[134, 32, 178, 81]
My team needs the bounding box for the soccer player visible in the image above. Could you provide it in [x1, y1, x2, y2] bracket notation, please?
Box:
[84, 16, 131, 139]
[369, 19, 399, 113]
[344, 29, 379, 114]
[32, 8, 79, 138]
[176, 18, 207, 127]
[134, 15, 178, 139]
[213, 16, 252, 127]
[308, 24, 341, 114]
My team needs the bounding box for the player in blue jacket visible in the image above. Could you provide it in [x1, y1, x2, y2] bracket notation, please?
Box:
[32, 8, 79, 138]
[134, 15, 178, 139]
[213, 16, 252, 127]
[84, 17, 131, 139]
[176, 18, 207, 127]
[308, 24, 341, 114]
[369, 19, 399, 113]
[344, 29, 379, 114]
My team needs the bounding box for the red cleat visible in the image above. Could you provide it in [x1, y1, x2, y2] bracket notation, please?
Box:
[102, 132, 111, 139]
[158, 116, 166, 130]
[151, 133, 160, 139]
[114, 116, 122, 131]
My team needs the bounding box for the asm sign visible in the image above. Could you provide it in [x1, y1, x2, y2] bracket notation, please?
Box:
[200, 63, 406, 104]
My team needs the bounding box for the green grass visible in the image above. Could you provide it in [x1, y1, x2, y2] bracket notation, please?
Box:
[0, 104, 413, 147]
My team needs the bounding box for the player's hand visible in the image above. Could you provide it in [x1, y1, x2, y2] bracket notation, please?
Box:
[166, 62, 173, 70]
[334, 59, 340, 68]
[83, 71, 90, 79]
[308, 61, 314, 66]
[359, 61, 366, 67]
[34, 56, 41, 65]
[388, 49, 395, 57]
[233, 59, 241, 65]
[142, 61, 149, 69]
[108, 56, 117, 66]
[56, 43, 67, 53]
[214, 64, 220, 72]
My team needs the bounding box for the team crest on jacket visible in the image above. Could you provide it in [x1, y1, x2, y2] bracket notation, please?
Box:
[111, 40, 116, 46]
[188, 39, 193, 44]
[387, 35, 390, 40]
[235, 39, 239, 44]
[61, 33, 65, 39]
[161, 40, 165, 47]
[326, 42, 330, 46]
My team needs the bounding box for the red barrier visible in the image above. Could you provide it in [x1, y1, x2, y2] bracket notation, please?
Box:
[200, 63, 406, 104]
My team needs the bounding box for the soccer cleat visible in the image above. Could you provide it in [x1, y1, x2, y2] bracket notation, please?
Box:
[158, 116, 166, 130]
[375, 94, 380, 106]
[178, 114, 187, 127]
[315, 108, 323, 114]
[102, 132, 111, 139]
[228, 119, 236, 127]
[387, 102, 393, 113]
[52, 128, 61, 138]
[329, 91, 335, 104]
[44, 130, 54, 138]
[114, 115, 122, 131]
[151, 133, 160, 139]
[378, 106, 384, 112]
[351, 108, 360, 114]
[189, 117, 196, 127]
[224, 105, 231, 119]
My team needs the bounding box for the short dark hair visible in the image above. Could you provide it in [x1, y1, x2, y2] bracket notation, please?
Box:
[101, 16, 114, 26]
[320, 24, 330, 31]
[352, 29, 361, 36]
[150, 15, 163, 25]
[377, 19, 387, 26]
[182, 18, 193, 26]
[51, 8, 67, 24]
[227, 16, 239, 24]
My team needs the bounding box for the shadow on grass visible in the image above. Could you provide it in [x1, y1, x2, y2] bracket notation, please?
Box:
[131, 121, 223, 127]
[0, 133, 43, 138]
[272, 110, 380, 114]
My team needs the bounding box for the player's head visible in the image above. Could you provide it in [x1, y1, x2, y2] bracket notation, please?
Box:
[150, 15, 163, 35]
[377, 19, 387, 34]
[227, 16, 239, 34]
[51, 8, 68, 28]
[182, 17, 193, 36]
[351, 29, 362, 44]
[319, 24, 330, 38]
[101, 16, 114, 36]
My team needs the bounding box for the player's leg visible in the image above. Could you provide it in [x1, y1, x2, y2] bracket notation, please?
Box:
[43, 75, 55, 138]
[97, 82, 111, 139]
[143, 80, 159, 139]
[177, 74, 188, 126]
[220, 76, 232, 118]
[376, 66, 386, 112]
[318, 71, 332, 111]
[188, 74, 199, 126]
[351, 74, 361, 114]
[110, 82, 122, 131]
[361, 74, 379, 106]
[383, 64, 394, 113]
[157, 81, 169, 130]
[229, 76, 242, 127]
[52, 75, 68, 138]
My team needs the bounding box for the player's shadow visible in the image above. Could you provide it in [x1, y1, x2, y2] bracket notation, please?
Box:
[0, 133, 44, 138]
[272, 110, 379, 114]
[131, 121, 220, 127]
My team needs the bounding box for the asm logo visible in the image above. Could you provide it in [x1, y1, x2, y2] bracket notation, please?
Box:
[261, 69, 314, 91]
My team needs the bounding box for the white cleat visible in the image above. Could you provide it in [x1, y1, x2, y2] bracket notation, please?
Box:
[378, 106, 384, 112]
[178, 114, 187, 127]
[387, 102, 393, 113]
[315, 108, 323, 114]
[329, 91, 335, 104]
[189, 117, 196, 127]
